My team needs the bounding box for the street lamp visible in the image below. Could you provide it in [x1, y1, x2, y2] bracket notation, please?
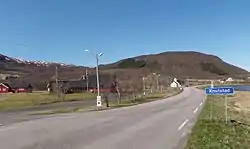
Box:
[85, 49, 103, 107]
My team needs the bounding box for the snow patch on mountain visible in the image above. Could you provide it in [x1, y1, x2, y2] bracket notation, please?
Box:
[0, 54, 75, 67]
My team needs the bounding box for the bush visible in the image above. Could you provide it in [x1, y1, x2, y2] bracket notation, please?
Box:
[200, 62, 228, 75]
[146, 61, 162, 71]
[117, 58, 146, 68]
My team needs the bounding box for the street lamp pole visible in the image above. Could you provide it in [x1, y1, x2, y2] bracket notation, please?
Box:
[95, 54, 100, 96]
[85, 49, 103, 107]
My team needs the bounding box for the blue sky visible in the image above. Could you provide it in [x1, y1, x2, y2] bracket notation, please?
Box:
[0, 0, 250, 70]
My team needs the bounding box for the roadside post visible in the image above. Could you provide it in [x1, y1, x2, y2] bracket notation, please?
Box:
[210, 81, 214, 120]
[97, 95, 102, 107]
[205, 86, 234, 124]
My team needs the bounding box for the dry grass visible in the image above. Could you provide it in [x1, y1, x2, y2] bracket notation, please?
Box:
[0, 92, 96, 110]
[32, 87, 182, 115]
[186, 91, 250, 149]
[231, 92, 250, 112]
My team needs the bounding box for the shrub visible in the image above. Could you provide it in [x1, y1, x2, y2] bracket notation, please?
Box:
[200, 62, 228, 75]
[146, 61, 162, 71]
[117, 58, 146, 68]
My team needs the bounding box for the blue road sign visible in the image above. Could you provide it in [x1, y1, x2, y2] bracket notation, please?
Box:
[205, 87, 234, 95]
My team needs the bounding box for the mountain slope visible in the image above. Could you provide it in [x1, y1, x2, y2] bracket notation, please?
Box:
[0, 54, 74, 68]
[101, 51, 249, 78]
[0, 51, 249, 90]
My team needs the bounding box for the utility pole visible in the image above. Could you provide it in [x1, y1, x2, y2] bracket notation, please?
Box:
[142, 77, 146, 95]
[156, 75, 159, 91]
[153, 73, 160, 91]
[55, 66, 59, 100]
[86, 68, 89, 91]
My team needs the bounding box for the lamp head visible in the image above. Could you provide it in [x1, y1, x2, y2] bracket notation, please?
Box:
[99, 53, 103, 57]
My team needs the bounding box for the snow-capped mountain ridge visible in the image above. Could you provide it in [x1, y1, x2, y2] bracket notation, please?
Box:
[0, 54, 75, 67]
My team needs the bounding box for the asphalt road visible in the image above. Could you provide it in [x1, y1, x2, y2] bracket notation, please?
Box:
[0, 87, 205, 149]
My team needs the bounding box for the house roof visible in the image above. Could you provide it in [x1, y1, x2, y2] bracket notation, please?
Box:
[0, 83, 10, 88]
[49, 74, 114, 89]
[1, 80, 33, 89]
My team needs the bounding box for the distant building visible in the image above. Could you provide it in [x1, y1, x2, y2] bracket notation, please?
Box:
[0, 82, 33, 93]
[226, 77, 233, 82]
[47, 74, 117, 94]
[170, 78, 182, 88]
[170, 82, 178, 88]
[0, 83, 11, 93]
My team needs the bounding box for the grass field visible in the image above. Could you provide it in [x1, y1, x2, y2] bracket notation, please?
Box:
[33, 87, 182, 115]
[185, 91, 250, 149]
[109, 88, 181, 108]
[0, 92, 97, 110]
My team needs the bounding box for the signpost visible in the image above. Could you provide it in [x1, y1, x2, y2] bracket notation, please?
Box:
[205, 87, 235, 124]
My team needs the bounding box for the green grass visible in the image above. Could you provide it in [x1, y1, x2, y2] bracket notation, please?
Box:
[0, 92, 97, 110]
[185, 93, 250, 149]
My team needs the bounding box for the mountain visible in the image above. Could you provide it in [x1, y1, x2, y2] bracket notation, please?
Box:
[101, 51, 249, 78]
[0, 51, 249, 90]
[0, 54, 86, 90]
[0, 54, 75, 68]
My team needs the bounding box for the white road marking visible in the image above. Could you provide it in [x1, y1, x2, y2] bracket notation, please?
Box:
[193, 108, 199, 114]
[199, 102, 203, 106]
[178, 119, 189, 131]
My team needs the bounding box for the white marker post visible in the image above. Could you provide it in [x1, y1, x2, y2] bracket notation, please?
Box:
[97, 96, 102, 107]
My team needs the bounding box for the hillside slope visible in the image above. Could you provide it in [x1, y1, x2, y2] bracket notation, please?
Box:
[0, 51, 249, 90]
[101, 51, 249, 78]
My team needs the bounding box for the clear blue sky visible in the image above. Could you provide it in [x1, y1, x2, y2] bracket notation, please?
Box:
[0, 0, 250, 70]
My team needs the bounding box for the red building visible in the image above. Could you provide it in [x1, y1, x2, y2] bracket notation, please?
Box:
[0, 83, 10, 93]
[0, 82, 33, 93]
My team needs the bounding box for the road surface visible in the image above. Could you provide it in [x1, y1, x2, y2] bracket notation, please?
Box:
[0, 87, 205, 149]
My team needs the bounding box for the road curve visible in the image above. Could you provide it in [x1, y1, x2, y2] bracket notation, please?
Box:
[0, 87, 205, 149]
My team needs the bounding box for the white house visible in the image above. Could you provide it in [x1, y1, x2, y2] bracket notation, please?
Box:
[170, 78, 182, 88]
[170, 82, 178, 88]
[226, 77, 233, 82]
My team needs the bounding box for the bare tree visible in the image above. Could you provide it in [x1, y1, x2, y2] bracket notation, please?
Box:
[110, 75, 121, 104]
[102, 92, 109, 107]
[59, 84, 65, 101]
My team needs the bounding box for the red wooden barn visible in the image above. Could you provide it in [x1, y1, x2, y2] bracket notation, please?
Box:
[0, 83, 11, 93]
[0, 82, 33, 93]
